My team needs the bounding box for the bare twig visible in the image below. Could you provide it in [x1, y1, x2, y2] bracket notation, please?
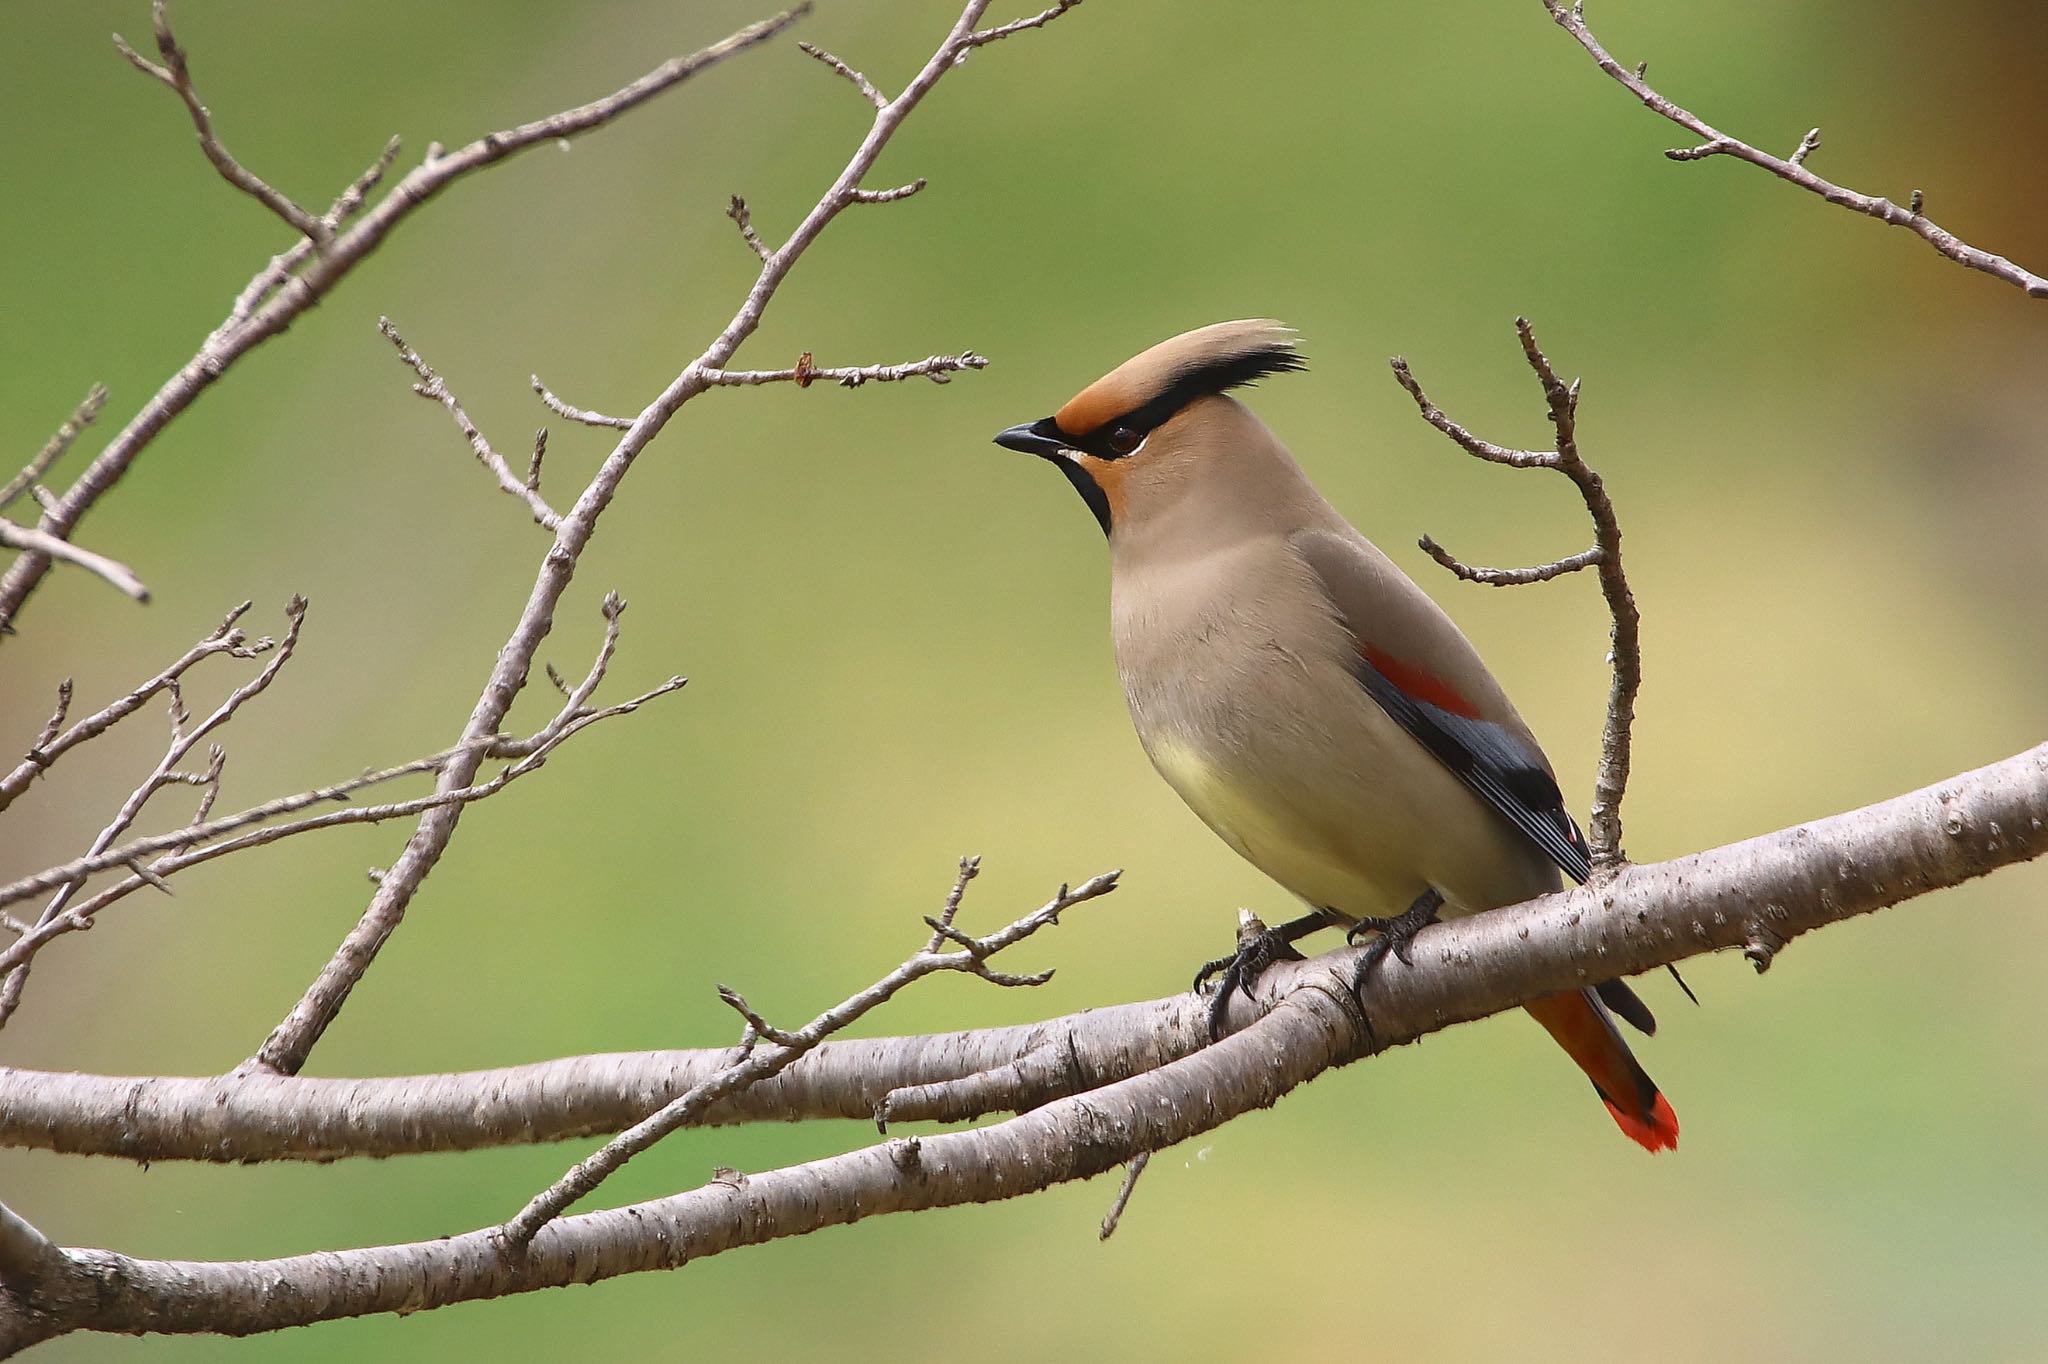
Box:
[848, 178, 927, 205]
[0, 519, 148, 603]
[0, 659, 685, 977]
[703, 352, 987, 388]
[1391, 318, 1639, 874]
[1098, 1151, 1150, 1241]
[531, 377, 634, 430]
[249, 0, 1079, 1081]
[965, 0, 1082, 47]
[1, 386, 107, 511]
[214, 136, 405, 342]
[113, 2, 327, 241]
[726, 194, 772, 262]
[498, 865, 1116, 1251]
[1542, 0, 2048, 299]
[0, 598, 306, 1026]
[380, 318, 562, 529]
[0, 603, 253, 814]
[1417, 536, 1601, 586]
[799, 41, 887, 109]
[0, 7, 806, 636]
[924, 855, 981, 950]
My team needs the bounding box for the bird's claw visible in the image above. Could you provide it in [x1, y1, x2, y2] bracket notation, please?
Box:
[1344, 888, 1444, 1033]
[1196, 920, 1308, 1040]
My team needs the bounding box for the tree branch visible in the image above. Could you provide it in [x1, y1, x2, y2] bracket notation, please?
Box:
[379, 318, 562, 530]
[1392, 318, 1640, 873]
[5, 738, 2042, 1167]
[0, 6, 807, 636]
[702, 352, 987, 389]
[0, 603, 255, 814]
[496, 865, 1114, 1251]
[245, 0, 1082, 1081]
[1542, 0, 2048, 299]
[0, 518, 148, 604]
[0, 385, 106, 513]
[113, 2, 326, 240]
[3, 736, 2041, 1348]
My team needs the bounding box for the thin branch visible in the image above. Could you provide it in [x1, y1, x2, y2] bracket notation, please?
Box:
[848, 178, 927, 204]
[703, 352, 987, 388]
[0, 602, 253, 815]
[0, 386, 107, 511]
[966, 0, 1083, 47]
[1542, 0, 2048, 299]
[726, 194, 772, 262]
[248, 0, 1074, 1081]
[113, 2, 326, 240]
[1098, 1152, 1150, 1241]
[0, 598, 306, 1026]
[0, 7, 806, 636]
[1390, 319, 1640, 875]
[0, 672, 689, 975]
[0, 519, 149, 603]
[799, 41, 887, 109]
[531, 377, 634, 430]
[379, 318, 562, 530]
[498, 866, 1114, 1250]
[1417, 535, 1600, 586]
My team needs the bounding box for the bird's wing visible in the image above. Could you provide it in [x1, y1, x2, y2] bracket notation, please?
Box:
[1291, 529, 1593, 885]
[1293, 528, 1660, 1037]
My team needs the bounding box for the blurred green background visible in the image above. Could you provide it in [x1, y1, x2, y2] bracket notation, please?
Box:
[4, 1, 2046, 1358]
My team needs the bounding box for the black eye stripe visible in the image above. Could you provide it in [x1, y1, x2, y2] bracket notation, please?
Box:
[1066, 344, 1307, 459]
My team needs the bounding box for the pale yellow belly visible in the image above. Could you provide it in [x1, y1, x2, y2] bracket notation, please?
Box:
[1146, 735, 1427, 919]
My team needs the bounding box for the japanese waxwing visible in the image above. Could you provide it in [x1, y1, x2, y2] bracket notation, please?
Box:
[992, 320, 1678, 1152]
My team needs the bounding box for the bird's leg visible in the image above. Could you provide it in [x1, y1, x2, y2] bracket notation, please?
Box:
[1194, 909, 1337, 1040]
[1346, 886, 1444, 985]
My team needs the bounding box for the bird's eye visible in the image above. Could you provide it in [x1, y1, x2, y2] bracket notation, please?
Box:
[1106, 425, 1143, 455]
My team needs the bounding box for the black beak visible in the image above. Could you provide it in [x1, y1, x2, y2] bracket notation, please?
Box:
[992, 417, 1072, 459]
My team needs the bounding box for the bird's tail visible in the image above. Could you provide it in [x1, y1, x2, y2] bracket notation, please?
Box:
[1523, 989, 1679, 1152]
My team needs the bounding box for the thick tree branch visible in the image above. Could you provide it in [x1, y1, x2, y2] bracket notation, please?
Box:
[4, 737, 2041, 1348]
[0, 6, 805, 636]
[1542, 0, 2048, 299]
[246, 0, 1081, 1081]
[5, 738, 2041, 1165]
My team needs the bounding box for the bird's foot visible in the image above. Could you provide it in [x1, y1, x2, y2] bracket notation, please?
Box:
[1345, 887, 1444, 1000]
[1194, 910, 1327, 1040]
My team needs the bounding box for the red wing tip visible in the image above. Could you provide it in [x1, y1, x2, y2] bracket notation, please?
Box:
[1605, 1093, 1680, 1153]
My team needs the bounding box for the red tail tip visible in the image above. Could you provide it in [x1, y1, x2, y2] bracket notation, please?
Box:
[1605, 1092, 1680, 1153]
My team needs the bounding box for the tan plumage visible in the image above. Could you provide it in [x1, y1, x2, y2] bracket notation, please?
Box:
[993, 320, 1678, 1151]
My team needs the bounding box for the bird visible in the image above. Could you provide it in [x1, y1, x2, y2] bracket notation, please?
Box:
[991, 319, 1679, 1152]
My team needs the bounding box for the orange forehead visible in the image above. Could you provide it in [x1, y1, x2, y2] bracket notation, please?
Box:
[1054, 374, 1141, 439]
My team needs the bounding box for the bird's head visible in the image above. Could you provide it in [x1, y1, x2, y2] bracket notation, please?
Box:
[993, 320, 1306, 537]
